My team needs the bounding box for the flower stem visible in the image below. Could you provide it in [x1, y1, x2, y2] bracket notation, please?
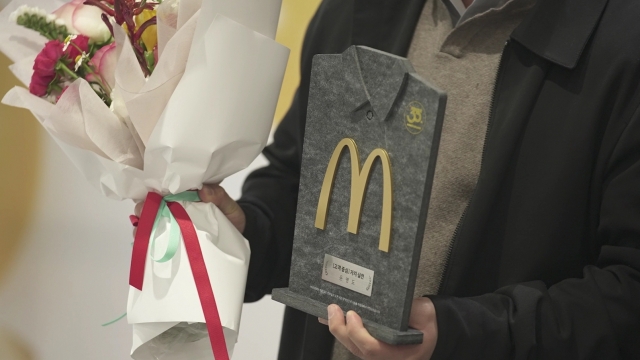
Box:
[82, 62, 112, 94]
[134, 16, 156, 42]
[101, 13, 115, 38]
[83, 0, 115, 16]
[50, 83, 62, 92]
[56, 61, 79, 80]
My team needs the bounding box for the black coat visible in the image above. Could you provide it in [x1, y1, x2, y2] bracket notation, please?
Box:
[237, 0, 640, 358]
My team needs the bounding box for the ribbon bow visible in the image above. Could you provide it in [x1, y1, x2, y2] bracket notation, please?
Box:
[130, 191, 229, 360]
[147, 192, 201, 263]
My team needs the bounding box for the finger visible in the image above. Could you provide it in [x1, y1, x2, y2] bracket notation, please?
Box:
[327, 305, 363, 358]
[198, 184, 216, 203]
[198, 185, 240, 214]
[318, 317, 328, 325]
[198, 184, 246, 232]
[408, 298, 436, 330]
[134, 202, 143, 217]
[346, 311, 388, 358]
[198, 184, 223, 204]
[408, 297, 438, 358]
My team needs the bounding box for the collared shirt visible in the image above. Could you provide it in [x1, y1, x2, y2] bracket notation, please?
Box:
[406, 0, 535, 302]
[444, 0, 510, 26]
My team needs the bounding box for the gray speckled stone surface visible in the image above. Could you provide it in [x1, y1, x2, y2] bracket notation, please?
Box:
[272, 45, 445, 344]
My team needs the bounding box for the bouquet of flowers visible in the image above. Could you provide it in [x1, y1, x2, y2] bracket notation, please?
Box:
[0, 0, 289, 358]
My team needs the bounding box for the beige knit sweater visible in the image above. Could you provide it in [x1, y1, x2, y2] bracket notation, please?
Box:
[331, 0, 535, 358]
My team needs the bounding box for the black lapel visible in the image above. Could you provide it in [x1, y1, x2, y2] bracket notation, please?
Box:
[439, 0, 609, 295]
[510, 0, 609, 69]
[441, 40, 552, 296]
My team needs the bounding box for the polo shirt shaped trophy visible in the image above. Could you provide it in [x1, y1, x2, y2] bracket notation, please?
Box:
[272, 45, 446, 344]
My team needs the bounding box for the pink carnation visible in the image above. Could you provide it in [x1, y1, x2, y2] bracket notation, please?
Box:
[64, 35, 90, 61]
[30, 40, 64, 96]
[29, 74, 52, 97]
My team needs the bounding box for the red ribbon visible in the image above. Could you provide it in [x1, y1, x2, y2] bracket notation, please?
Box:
[129, 192, 229, 360]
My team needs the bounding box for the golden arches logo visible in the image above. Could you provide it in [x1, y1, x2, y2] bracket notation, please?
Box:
[314, 138, 393, 252]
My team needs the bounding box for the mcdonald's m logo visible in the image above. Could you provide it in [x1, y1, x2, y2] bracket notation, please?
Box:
[314, 138, 393, 252]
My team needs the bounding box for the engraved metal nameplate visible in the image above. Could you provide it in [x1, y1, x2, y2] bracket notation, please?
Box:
[322, 254, 374, 296]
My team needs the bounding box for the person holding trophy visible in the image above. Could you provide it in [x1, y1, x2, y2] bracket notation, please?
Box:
[143, 0, 640, 359]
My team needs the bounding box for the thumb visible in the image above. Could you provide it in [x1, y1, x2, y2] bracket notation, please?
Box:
[198, 184, 246, 233]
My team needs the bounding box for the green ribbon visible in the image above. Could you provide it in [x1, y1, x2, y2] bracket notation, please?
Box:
[101, 312, 127, 327]
[102, 191, 201, 327]
[149, 191, 202, 263]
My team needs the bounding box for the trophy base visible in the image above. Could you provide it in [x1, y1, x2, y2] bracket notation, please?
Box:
[272, 288, 424, 345]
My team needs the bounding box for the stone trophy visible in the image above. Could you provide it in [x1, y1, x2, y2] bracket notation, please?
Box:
[272, 45, 446, 344]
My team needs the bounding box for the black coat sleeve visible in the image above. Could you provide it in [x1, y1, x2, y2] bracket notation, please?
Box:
[237, 0, 354, 303]
[237, 89, 304, 303]
[429, 106, 640, 359]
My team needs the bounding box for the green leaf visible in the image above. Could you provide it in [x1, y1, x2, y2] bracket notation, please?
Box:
[144, 50, 155, 73]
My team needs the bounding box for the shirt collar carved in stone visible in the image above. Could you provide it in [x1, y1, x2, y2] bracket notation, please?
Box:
[341, 46, 414, 123]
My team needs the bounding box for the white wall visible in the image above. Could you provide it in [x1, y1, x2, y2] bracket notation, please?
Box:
[0, 129, 285, 359]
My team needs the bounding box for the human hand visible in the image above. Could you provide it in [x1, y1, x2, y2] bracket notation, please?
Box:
[320, 297, 438, 360]
[132, 184, 246, 235]
[197, 184, 246, 233]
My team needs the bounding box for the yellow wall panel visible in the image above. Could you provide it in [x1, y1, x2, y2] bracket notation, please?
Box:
[274, 0, 323, 125]
[0, 53, 40, 282]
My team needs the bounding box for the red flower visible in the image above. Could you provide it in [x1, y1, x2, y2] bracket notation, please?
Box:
[64, 35, 90, 61]
[29, 40, 64, 96]
[33, 40, 64, 75]
[29, 74, 52, 97]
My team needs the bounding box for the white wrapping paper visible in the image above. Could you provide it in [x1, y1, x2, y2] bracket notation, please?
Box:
[0, 0, 289, 358]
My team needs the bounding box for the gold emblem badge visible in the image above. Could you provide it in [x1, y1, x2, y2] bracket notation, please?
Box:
[405, 101, 425, 135]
